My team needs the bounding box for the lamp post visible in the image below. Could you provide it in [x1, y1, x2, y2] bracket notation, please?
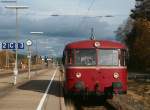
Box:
[44, 46, 55, 67]
[5, 50, 9, 69]
[30, 32, 43, 64]
[1, 0, 16, 3]
[5, 5, 28, 85]
[48, 50, 56, 67]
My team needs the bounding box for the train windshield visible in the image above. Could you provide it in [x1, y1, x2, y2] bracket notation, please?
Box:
[75, 49, 96, 66]
[98, 49, 119, 66]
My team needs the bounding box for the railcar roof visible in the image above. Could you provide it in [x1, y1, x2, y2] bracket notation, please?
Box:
[65, 40, 126, 49]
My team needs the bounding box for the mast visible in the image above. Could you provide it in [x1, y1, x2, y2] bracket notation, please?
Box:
[90, 27, 95, 40]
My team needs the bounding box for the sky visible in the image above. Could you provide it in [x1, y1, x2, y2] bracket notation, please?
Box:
[0, 0, 135, 56]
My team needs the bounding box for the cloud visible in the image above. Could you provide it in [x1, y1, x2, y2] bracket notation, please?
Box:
[21, 15, 114, 38]
[0, 13, 116, 38]
[0, 14, 120, 56]
[0, 0, 135, 56]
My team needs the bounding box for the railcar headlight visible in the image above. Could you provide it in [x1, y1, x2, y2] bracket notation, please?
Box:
[76, 72, 81, 78]
[113, 72, 119, 79]
[94, 42, 101, 48]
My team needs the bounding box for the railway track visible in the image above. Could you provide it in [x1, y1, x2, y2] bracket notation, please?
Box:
[65, 96, 117, 110]
[0, 67, 47, 78]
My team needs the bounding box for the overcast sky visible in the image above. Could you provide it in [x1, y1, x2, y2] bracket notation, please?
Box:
[0, 0, 135, 56]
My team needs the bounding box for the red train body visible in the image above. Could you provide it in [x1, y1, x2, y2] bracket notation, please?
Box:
[62, 40, 128, 97]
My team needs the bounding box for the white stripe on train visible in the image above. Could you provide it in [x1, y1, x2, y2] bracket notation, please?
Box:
[66, 66, 127, 69]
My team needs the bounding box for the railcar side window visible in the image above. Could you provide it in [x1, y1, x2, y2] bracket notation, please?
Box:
[75, 49, 96, 66]
[120, 50, 126, 66]
[98, 49, 119, 66]
[67, 49, 74, 65]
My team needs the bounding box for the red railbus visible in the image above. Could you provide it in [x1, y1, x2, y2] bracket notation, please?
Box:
[62, 39, 128, 98]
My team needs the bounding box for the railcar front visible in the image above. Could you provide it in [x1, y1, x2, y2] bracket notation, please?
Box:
[63, 40, 128, 98]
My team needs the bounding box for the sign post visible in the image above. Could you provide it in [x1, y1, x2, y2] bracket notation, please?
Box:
[1, 42, 24, 84]
[26, 40, 32, 79]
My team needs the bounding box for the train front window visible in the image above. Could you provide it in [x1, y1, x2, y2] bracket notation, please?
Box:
[98, 49, 119, 66]
[75, 49, 96, 66]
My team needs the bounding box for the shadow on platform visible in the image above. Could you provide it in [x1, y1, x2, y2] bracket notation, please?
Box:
[18, 80, 63, 97]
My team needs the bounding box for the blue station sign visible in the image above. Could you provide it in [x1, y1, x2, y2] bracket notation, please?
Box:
[2, 42, 24, 49]
[18, 43, 24, 49]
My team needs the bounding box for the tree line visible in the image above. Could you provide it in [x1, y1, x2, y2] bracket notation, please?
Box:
[0, 50, 42, 69]
[116, 0, 150, 72]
